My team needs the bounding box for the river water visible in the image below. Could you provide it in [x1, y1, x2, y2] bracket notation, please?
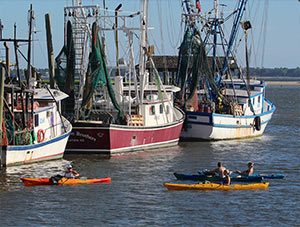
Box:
[0, 86, 299, 226]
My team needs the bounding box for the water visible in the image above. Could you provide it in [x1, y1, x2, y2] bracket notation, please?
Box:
[0, 86, 299, 226]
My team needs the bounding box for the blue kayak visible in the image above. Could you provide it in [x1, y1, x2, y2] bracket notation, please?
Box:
[253, 173, 285, 179]
[174, 172, 263, 183]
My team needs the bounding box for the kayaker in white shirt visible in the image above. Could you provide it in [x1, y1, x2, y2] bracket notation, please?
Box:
[222, 169, 231, 185]
[64, 164, 80, 179]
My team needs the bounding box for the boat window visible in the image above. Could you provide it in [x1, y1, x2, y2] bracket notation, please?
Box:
[166, 105, 170, 114]
[34, 114, 39, 127]
[258, 96, 261, 103]
[253, 98, 255, 105]
[150, 106, 155, 115]
[47, 111, 53, 118]
[159, 104, 163, 114]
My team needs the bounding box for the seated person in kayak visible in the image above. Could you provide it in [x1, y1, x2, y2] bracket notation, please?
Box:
[222, 170, 231, 185]
[207, 162, 227, 178]
[236, 162, 254, 176]
[64, 164, 80, 179]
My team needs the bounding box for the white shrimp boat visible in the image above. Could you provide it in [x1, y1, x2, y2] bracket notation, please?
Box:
[181, 79, 275, 140]
[1, 87, 72, 166]
[177, 0, 275, 140]
[0, 6, 72, 167]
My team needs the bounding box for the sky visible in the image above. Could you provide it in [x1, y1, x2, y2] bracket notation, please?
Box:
[0, 0, 299, 69]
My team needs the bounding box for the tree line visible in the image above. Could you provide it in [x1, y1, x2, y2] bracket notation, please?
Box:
[250, 67, 300, 78]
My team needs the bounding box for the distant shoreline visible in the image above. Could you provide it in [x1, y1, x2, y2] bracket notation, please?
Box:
[265, 81, 300, 86]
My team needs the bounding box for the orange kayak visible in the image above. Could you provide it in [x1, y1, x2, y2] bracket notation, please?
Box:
[21, 177, 111, 186]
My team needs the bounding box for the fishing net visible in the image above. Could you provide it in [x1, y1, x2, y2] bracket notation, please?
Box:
[80, 22, 124, 122]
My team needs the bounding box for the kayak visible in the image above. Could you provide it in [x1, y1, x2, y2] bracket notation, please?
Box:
[21, 177, 111, 186]
[254, 174, 285, 179]
[174, 172, 263, 182]
[164, 182, 269, 191]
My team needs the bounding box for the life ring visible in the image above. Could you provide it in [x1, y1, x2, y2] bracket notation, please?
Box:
[37, 129, 45, 143]
[253, 116, 261, 131]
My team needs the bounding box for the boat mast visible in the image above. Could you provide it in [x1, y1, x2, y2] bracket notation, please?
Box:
[139, 0, 148, 103]
[219, 0, 248, 82]
[214, 0, 219, 19]
[212, 0, 219, 74]
[27, 4, 33, 89]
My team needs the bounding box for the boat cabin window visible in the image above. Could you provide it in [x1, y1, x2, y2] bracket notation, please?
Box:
[34, 114, 39, 127]
[166, 105, 170, 114]
[150, 106, 155, 115]
[253, 98, 255, 105]
[258, 96, 261, 103]
[159, 104, 163, 114]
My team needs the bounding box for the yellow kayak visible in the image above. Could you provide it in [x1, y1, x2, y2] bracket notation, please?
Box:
[164, 182, 269, 191]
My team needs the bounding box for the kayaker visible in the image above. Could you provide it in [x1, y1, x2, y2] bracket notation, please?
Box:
[208, 162, 227, 178]
[222, 169, 231, 185]
[64, 164, 80, 179]
[237, 162, 254, 176]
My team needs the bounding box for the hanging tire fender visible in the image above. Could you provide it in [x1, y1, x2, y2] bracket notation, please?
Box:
[254, 116, 261, 131]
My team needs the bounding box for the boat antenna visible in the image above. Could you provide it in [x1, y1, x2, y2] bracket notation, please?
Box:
[114, 4, 122, 77]
[73, 0, 82, 6]
[241, 20, 251, 86]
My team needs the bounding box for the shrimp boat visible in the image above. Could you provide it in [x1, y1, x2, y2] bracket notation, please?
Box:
[176, 0, 275, 140]
[55, 0, 184, 155]
[0, 6, 72, 167]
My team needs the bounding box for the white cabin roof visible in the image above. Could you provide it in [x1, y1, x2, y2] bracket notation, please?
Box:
[225, 88, 262, 98]
[223, 79, 265, 87]
[34, 88, 68, 101]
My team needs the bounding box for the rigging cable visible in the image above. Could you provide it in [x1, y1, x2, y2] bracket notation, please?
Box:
[165, 0, 183, 52]
[260, 0, 269, 68]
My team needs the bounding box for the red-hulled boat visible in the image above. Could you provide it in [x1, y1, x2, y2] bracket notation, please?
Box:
[67, 106, 184, 155]
[57, 1, 184, 155]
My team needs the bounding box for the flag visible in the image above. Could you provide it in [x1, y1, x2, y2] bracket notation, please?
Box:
[196, 0, 201, 13]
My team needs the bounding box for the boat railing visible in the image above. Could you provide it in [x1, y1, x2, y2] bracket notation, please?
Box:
[9, 119, 70, 146]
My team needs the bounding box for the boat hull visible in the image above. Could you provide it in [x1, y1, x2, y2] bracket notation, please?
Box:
[21, 177, 111, 186]
[164, 182, 269, 190]
[66, 112, 184, 155]
[3, 121, 72, 167]
[174, 172, 263, 182]
[181, 99, 275, 140]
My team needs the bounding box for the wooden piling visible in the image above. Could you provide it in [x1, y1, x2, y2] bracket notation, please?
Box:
[45, 13, 55, 89]
[0, 64, 6, 168]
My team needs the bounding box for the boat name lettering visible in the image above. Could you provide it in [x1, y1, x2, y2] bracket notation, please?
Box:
[75, 132, 96, 142]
